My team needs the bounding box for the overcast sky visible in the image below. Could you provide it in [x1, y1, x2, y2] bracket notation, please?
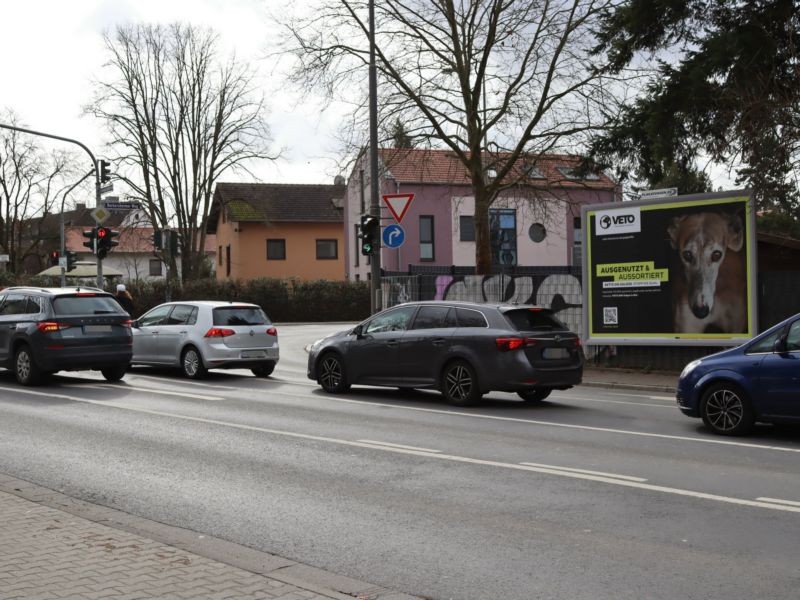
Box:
[0, 0, 347, 189]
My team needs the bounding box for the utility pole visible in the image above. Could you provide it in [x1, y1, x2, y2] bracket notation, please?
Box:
[368, 0, 382, 314]
[0, 123, 104, 288]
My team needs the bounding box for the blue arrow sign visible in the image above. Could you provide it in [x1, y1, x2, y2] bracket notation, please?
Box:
[382, 223, 405, 249]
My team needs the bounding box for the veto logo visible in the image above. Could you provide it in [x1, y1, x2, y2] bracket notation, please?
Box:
[600, 214, 636, 229]
[595, 207, 641, 235]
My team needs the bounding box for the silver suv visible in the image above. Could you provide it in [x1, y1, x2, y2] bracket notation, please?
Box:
[131, 301, 279, 378]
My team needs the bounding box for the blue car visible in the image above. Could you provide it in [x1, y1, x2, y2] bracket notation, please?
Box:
[676, 313, 800, 435]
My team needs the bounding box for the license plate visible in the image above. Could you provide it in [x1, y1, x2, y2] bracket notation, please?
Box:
[241, 350, 266, 359]
[543, 347, 569, 359]
[84, 325, 112, 333]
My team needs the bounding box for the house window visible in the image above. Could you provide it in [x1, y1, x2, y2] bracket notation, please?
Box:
[149, 259, 162, 277]
[218, 246, 222, 265]
[524, 163, 546, 179]
[267, 239, 286, 260]
[316, 239, 338, 260]
[489, 208, 517, 266]
[353, 224, 360, 267]
[529, 223, 546, 243]
[459, 215, 475, 242]
[420, 215, 434, 261]
[226, 245, 231, 277]
[557, 166, 600, 180]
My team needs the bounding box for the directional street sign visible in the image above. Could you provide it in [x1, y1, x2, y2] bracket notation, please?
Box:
[382, 223, 405, 249]
[99, 183, 114, 194]
[90, 206, 110, 224]
[639, 187, 678, 200]
[382, 193, 415, 223]
[104, 200, 142, 211]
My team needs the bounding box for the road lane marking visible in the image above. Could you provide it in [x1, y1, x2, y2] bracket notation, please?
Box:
[61, 383, 224, 402]
[607, 392, 675, 401]
[3, 385, 797, 514]
[284, 392, 800, 454]
[519, 462, 647, 482]
[357, 440, 442, 453]
[126, 373, 240, 391]
[554, 396, 674, 409]
[757, 497, 800, 508]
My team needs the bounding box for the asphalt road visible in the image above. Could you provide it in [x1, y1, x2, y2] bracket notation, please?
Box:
[1, 323, 799, 600]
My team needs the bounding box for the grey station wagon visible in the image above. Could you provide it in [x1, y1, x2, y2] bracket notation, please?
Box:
[307, 301, 583, 405]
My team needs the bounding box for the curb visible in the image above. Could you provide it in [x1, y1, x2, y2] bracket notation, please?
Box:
[0, 473, 424, 600]
[581, 380, 676, 395]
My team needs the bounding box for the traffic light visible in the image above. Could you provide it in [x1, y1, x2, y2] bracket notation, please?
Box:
[152, 229, 163, 250]
[49, 250, 60, 266]
[359, 214, 380, 256]
[99, 160, 111, 184]
[65, 251, 78, 272]
[83, 228, 97, 254]
[95, 226, 120, 259]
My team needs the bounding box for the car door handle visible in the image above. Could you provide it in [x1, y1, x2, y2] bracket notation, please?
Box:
[432, 339, 446, 346]
[386, 340, 399, 348]
[179, 331, 187, 334]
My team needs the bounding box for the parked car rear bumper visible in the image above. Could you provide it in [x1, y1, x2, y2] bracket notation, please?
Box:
[203, 344, 279, 369]
[36, 345, 132, 372]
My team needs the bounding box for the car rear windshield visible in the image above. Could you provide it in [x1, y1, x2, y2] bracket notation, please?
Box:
[503, 308, 567, 331]
[53, 295, 127, 316]
[213, 306, 270, 326]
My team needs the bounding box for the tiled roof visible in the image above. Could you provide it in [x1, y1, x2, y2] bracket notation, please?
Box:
[378, 148, 616, 190]
[209, 183, 345, 233]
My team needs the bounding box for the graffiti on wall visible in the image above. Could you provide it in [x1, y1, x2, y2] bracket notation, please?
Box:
[434, 274, 583, 336]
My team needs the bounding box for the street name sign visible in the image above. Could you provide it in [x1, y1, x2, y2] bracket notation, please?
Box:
[104, 200, 142, 211]
[382, 193, 415, 223]
[639, 188, 678, 200]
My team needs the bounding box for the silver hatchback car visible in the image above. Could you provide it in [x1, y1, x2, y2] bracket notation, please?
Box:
[131, 301, 279, 378]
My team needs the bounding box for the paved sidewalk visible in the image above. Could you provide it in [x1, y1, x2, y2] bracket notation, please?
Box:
[582, 366, 678, 394]
[0, 475, 420, 600]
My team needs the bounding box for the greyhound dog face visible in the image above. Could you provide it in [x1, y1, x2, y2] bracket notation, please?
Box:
[668, 212, 744, 319]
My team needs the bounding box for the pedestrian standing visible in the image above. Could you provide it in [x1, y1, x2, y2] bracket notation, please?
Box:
[115, 283, 135, 315]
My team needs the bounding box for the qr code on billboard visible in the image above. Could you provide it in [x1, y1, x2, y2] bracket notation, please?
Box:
[603, 307, 618, 325]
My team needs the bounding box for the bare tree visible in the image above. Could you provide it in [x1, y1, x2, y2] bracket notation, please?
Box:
[278, 0, 624, 273]
[88, 23, 279, 281]
[0, 110, 78, 273]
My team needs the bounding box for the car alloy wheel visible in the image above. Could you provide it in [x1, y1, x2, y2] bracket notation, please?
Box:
[700, 383, 754, 436]
[319, 353, 350, 393]
[441, 360, 481, 406]
[14, 345, 41, 386]
[182, 346, 207, 379]
[517, 388, 552, 402]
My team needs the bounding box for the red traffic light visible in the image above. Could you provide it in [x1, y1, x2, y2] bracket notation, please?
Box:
[97, 227, 109, 238]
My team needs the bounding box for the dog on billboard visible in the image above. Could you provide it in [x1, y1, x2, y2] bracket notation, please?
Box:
[668, 211, 746, 334]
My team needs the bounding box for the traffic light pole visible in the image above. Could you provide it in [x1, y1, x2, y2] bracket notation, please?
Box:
[59, 170, 94, 287]
[368, 0, 381, 314]
[0, 122, 104, 288]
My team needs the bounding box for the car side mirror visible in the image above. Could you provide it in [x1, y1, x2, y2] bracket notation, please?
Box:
[131, 319, 141, 329]
[773, 336, 787, 353]
[353, 324, 364, 338]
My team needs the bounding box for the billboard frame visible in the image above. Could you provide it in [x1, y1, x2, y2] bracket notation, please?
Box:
[581, 189, 758, 346]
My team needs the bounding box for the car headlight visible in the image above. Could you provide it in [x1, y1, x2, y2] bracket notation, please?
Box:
[680, 359, 701, 379]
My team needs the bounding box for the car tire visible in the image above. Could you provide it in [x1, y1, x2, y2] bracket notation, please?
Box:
[441, 360, 482, 406]
[181, 346, 207, 379]
[318, 352, 350, 393]
[252, 361, 276, 378]
[14, 344, 42, 386]
[101, 365, 128, 382]
[699, 382, 755, 436]
[517, 388, 552, 402]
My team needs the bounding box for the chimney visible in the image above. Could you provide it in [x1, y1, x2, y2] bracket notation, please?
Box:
[76, 203, 86, 211]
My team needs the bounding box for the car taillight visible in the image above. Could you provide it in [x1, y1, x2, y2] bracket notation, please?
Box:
[121, 320, 132, 328]
[496, 337, 538, 351]
[266, 327, 277, 336]
[37, 322, 71, 333]
[574, 337, 582, 347]
[204, 328, 235, 338]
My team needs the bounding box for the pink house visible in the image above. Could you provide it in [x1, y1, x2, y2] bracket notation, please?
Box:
[344, 148, 618, 280]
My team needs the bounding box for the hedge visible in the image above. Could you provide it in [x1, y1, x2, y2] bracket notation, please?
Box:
[0, 274, 370, 323]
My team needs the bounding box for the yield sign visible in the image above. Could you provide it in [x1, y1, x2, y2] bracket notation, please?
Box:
[382, 193, 415, 223]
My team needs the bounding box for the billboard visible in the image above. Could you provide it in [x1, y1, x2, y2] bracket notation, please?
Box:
[581, 190, 757, 346]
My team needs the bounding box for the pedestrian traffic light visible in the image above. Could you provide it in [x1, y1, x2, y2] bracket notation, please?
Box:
[359, 214, 380, 256]
[65, 251, 78, 272]
[49, 250, 60, 266]
[83, 228, 97, 254]
[99, 160, 111, 184]
[95, 226, 120, 259]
